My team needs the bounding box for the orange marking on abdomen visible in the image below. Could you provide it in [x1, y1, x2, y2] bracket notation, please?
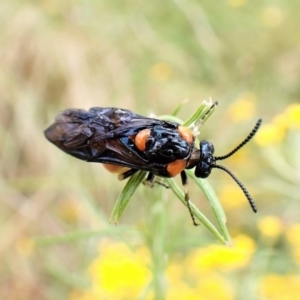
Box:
[134, 129, 151, 151]
[103, 163, 129, 174]
[178, 126, 194, 144]
[166, 159, 187, 177]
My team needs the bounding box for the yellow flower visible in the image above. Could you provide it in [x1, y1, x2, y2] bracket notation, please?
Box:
[284, 104, 300, 129]
[91, 243, 151, 295]
[195, 274, 234, 300]
[219, 184, 248, 210]
[70, 242, 151, 300]
[227, 0, 247, 8]
[227, 94, 256, 122]
[257, 215, 283, 239]
[254, 122, 286, 146]
[166, 282, 200, 300]
[272, 113, 289, 131]
[258, 274, 300, 300]
[254, 103, 300, 146]
[261, 7, 284, 28]
[166, 274, 234, 300]
[150, 62, 173, 81]
[166, 263, 184, 284]
[285, 223, 300, 246]
[187, 234, 256, 272]
[285, 223, 300, 265]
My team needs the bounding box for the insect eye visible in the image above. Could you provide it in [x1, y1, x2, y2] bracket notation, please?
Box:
[195, 161, 212, 178]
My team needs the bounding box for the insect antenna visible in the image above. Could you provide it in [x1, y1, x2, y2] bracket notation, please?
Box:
[214, 118, 262, 161]
[211, 118, 262, 213]
[212, 164, 257, 213]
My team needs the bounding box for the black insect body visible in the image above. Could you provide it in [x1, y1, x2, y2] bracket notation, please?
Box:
[44, 106, 262, 225]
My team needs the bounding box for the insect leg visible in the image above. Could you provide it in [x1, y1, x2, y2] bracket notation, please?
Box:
[144, 172, 155, 187]
[144, 172, 170, 188]
[180, 171, 198, 226]
[154, 178, 170, 189]
[118, 169, 138, 180]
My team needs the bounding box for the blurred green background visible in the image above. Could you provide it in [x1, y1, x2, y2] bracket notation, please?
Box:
[1, 0, 300, 299]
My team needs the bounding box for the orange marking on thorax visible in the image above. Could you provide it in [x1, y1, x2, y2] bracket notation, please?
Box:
[103, 163, 129, 174]
[166, 159, 187, 177]
[134, 129, 151, 151]
[178, 126, 194, 144]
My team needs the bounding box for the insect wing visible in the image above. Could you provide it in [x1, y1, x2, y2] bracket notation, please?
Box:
[88, 107, 177, 142]
[44, 107, 174, 168]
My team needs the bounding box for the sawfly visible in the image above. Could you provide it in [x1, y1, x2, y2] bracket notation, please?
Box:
[44, 104, 262, 225]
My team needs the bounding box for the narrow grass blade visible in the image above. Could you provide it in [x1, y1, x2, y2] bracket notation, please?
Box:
[166, 178, 227, 244]
[186, 170, 231, 244]
[170, 99, 188, 116]
[183, 104, 207, 127]
[183, 100, 217, 128]
[110, 171, 147, 223]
